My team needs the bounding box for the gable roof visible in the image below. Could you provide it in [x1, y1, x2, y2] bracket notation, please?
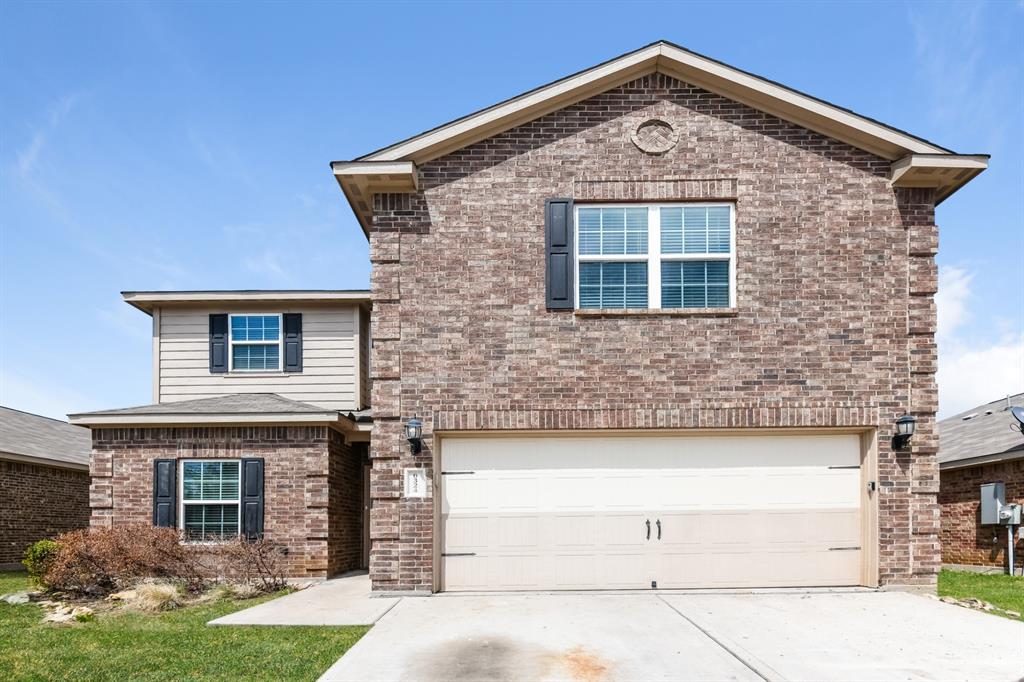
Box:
[332, 40, 987, 234]
[939, 393, 1024, 470]
[0, 406, 91, 470]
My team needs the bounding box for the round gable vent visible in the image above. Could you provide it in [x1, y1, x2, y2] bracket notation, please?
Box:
[631, 119, 677, 154]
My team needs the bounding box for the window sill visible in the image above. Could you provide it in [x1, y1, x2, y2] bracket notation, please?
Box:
[222, 372, 292, 378]
[574, 308, 738, 318]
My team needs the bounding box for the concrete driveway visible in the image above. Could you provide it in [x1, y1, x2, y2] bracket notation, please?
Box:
[318, 590, 1024, 682]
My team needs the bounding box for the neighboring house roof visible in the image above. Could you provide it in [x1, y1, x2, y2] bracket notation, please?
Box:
[122, 290, 371, 315]
[939, 394, 1024, 470]
[67, 394, 370, 433]
[332, 40, 988, 234]
[0, 406, 91, 470]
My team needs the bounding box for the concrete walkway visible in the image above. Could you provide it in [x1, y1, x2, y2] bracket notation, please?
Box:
[318, 590, 1024, 681]
[208, 572, 397, 626]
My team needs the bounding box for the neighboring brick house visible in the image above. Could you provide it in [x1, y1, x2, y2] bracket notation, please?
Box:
[71, 41, 988, 591]
[938, 394, 1024, 573]
[332, 41, 986, 593]
[0, 406, 91, 568]
[70, 291, 373, 578]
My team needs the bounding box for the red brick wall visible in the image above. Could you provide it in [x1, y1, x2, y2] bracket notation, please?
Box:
[0, 459, 90, 565]
[328, 431, 365, 575]
[90, 426, 362, 578]
[940, 460, 1024, 570]
[368, 73, 940, 591]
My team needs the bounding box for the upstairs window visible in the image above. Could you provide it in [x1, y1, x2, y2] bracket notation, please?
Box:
[576, 204, 735, 310]
[229, 314, 281, 371]
[181, 460, 240, 540]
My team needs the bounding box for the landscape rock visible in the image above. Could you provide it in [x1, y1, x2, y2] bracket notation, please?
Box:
[1, 592, 31, 605]
[42, 611, 75, 624]
[71, 606, 94, 617]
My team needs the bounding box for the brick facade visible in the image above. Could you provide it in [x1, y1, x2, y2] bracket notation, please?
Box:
[940, 460, 1024, 570]
[0, 459, 90, 566]
[90, 426, 364, 578]
[368, 73, 940, 591]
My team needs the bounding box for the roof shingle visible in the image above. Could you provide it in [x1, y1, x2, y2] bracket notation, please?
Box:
[0, 406, 91, 467]
[938, 393, 1024, 467]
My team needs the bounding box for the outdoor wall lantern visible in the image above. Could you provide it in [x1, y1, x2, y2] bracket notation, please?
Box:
[892, 413, 917, 449]
[405, 417, 424, 454]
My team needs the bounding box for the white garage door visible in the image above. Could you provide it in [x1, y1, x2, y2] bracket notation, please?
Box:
[441, 434, 863, 591]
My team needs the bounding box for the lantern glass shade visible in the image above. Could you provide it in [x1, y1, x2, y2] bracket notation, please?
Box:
[405, 417, 423, 442]
[895, 414, 916, 438]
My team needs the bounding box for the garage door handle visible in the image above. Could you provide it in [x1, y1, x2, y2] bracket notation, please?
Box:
[656, 519, 661, 540]
[646, 519, 651, 540]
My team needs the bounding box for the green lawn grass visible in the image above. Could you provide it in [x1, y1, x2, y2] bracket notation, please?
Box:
[938, 568, 1024, 619]
[0, 571, 367, 681]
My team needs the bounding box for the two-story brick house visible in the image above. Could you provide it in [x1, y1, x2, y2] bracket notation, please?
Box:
[73, 41, 986, 591]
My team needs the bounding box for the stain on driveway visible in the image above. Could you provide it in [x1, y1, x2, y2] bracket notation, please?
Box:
[319, 594, 757, 681]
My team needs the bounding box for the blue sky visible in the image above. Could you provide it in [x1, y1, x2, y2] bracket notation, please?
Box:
[1, 1, 1021, 420]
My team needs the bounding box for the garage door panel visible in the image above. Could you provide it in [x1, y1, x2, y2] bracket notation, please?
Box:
[550, 514, 597, 547]
[444, 515, 489, 550]
[602, 513, 650, 547]
[493, 477, 539, 510]
[441, 434, 864, 591]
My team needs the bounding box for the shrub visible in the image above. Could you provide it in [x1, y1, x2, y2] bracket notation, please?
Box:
[23, 539, 60, 581]
[43, 525, 208, 595]
[38, 525, 288, 597]
[219, 537, 288, 593]
[128, 582, 182, 612]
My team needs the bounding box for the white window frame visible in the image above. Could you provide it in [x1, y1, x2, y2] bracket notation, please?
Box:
[574, 202, 736, 310]
[228, 313, 283, 372]
[179, 458, 242, 542]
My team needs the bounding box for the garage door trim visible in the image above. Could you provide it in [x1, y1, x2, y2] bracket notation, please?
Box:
[433, 428, 879, 592]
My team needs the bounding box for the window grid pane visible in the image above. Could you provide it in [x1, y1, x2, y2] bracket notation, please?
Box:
[182, 461, 240, 502]
[579, 262, 648, 309]
[232, 344, 279, 371]
[231, 315, 280, 342]
[661, 261, 730, 309]
[578, 207, 648, 256]
[661, 206, 730, 255]
[183, 504, 239, 540]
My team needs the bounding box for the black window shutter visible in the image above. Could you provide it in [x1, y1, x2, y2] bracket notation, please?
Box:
[153, 459, 177, 528]
[545, 198, 574, 310]
[241, 458, 265, 540]
[283, 313, 302, 373]
[209, 314, 228, 373]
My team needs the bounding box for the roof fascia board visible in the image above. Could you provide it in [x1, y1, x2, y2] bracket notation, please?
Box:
[123, 291, 372, 314]
[68, 412, 344, 426]
[360, 46, 661, 163]
[889, 153, 989, 204]
[656, 45, 947, 160]
[0, 451, 89, 471]
[939, 449, 1024, 471]
[331, 161, 418, 184]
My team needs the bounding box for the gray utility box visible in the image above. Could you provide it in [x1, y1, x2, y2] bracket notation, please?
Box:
[980, 482, 1006, 525]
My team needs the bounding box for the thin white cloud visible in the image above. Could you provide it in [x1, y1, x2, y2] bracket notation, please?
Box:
[936, 266, 1024, 417]
[13, 92, 84, 179]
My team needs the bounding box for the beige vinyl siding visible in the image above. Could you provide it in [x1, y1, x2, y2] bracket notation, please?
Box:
[359, 310, 370, 409]
[157, 306, 359, 410]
